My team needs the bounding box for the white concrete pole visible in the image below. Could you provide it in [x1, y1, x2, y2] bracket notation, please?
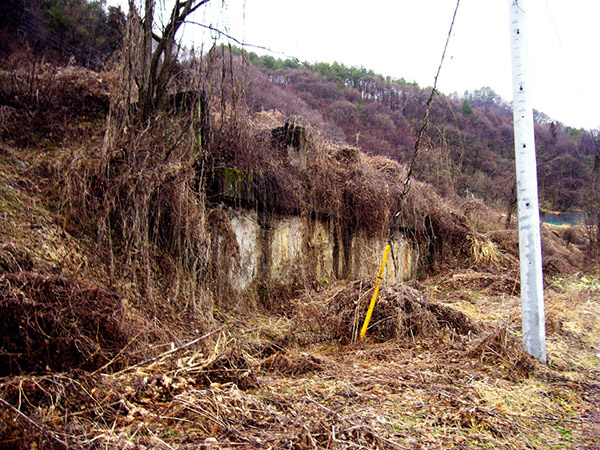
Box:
[509, 0, 547, 363]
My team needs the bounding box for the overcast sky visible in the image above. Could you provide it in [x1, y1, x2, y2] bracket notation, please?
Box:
[116, 0, 600, 129]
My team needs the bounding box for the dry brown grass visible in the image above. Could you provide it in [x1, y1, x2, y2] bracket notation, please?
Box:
[0, 58, 111, 146]
[0, 272, 128, 375]
[1, 163, 599, 448]
[1, 45, 599, 450]
[293, 280, 477, 346]
[2, 282, 598, 450]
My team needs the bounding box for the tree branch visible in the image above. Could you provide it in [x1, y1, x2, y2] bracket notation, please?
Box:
[186, 21, 281, 54]
[0, 396, 72, 448]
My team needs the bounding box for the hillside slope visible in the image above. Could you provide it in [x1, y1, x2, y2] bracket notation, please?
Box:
[0, 58, 599, 449]
[244, 55, 598, 213]
[1, 135, 599, 448]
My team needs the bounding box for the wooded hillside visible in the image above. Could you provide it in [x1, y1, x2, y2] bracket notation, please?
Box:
[243, 52, 599, 214]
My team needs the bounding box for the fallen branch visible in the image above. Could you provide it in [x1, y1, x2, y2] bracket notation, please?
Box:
[331, 425, 372, 450]
[0, 396, 71, 448]
[91, 329, 144, 375]
[120, 326, 224, 372]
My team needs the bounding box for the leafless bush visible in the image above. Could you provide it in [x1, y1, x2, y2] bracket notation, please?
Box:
[294, 281, 476, 345]
[0, 272, 128, 375]
[57, 23, 218, 319]
[0, 52, 110, 146]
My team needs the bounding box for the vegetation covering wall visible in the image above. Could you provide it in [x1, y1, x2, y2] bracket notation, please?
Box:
[0, 5, 598, 449]
[244, 52, 598, 215]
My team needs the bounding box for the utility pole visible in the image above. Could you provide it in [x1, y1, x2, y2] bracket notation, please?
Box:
[509, 0, 547, 363]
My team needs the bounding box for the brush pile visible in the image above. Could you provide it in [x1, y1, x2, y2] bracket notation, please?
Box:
[294, 280, 477, 345]
[2, 283, 598, 450]
[0, 61, 111, 146]
[0, 272, 127, 375]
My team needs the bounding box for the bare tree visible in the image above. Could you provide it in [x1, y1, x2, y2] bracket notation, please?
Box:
[132, 0, 212, 120]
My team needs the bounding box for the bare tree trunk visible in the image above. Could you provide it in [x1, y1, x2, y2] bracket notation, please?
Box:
[139, 0, 154, 118]
[135, 0, 213, 120]
[505, 185, 517, 229]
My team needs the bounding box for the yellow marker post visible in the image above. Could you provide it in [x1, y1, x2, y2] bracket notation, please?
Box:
[360, 243, 391, 340]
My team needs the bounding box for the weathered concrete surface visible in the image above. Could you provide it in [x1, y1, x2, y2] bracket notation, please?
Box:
[270, 217, 305, 282]
[222, 209, 418, 295]
[350, 230, 417, 284]
[228, 213, 260, 292]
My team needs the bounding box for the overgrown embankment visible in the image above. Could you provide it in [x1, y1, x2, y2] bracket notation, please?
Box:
[0, 58, 598, 450]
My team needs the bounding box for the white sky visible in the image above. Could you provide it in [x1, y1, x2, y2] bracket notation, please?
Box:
[114, 0, 600, 129]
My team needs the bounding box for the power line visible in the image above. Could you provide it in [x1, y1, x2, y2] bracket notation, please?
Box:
[397, 0, 461, 204]
[186, 21, 281, 55]
[543, 0, 564, 50]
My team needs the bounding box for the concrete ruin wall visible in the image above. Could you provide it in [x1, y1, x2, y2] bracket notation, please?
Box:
[211, 123, 419, 296]
[216, 209, 419, 295]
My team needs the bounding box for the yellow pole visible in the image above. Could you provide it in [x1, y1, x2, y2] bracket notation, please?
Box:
[360, 243, 391, 340]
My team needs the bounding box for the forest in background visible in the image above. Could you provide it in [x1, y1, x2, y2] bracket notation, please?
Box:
[242, 51, 599, 215]
[1, 0, 598, 216]
[0, 0, 125, 69]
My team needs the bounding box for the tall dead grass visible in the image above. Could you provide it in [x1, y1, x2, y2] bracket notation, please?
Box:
[57, 28, 220, 323]
[49, 36, 499, 338]
[0, 51, 111, 146]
